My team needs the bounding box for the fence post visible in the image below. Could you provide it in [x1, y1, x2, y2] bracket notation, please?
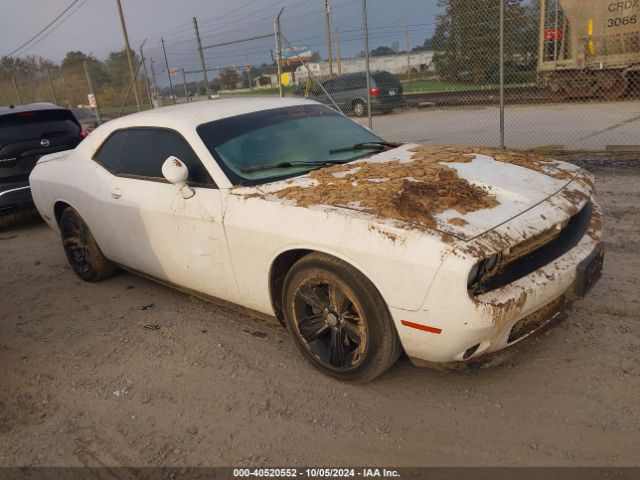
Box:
[47, 69, 58, 105]
[193, 17, 211, 98]
[161, 37, 176, 104]
[11, 75, 22, 105]
[275, 7, 285, 98]
[140, 44, 154, 109]
[150, 58, 160, 107]
[181, 68, 189, 102]
[83, 60, 102, 125]
[499, 0, 505, 149]
[405, 17, 411, 84]
[361, 0, 372, 129]
[335, 28, 342, 75]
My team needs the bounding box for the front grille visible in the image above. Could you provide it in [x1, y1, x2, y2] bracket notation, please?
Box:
[479, 202, 593, 293]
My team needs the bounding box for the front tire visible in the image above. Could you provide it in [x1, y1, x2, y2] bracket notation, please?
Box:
[282, 253, 401, 382]
[60, 207, 116, 282]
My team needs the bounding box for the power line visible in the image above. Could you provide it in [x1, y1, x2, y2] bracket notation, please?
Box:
[4, 0, 83, 57]
[17, 0, 90, 58]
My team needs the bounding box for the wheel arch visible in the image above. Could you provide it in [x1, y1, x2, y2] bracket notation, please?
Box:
[352, 97, 367, 108]
[268, 247, 390, 326]
[54, 200, 72, 226]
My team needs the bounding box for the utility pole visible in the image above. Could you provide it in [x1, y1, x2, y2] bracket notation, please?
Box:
[193, 17, 211, 98]
[83, 60, 102, 125]
[115, 0, 141, 111]
[150, 57, 159, 107]
[335, 28, 342, 75]
[140, 43, 153, 109]
[323, 0, 334, 76]
[274, 7, 284, 97]
[11, 75, 22, 105]
[180, 68, 189, 102]
[47, 69, 58, 104]
[405, 16, 411, 84]
[161, 37, 176, 104]
[361, 0, 372, 129]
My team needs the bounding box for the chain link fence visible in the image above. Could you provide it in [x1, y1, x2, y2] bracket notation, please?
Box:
[2, 0, 638, 151]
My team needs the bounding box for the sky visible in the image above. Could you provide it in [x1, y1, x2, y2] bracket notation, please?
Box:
[0, 0, 441, 85]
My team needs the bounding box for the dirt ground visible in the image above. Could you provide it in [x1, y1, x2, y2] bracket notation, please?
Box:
[1, 154, 639, 467]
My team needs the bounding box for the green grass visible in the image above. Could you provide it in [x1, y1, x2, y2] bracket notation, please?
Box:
[401, 80, 483, 93]
[401, 76, 537, 94]
[218, 86, 296, 96]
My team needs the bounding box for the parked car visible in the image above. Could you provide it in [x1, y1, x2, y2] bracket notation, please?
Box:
[307, 71, 405, 116]
[29, 98, 603, 382]
[1, 103, 87, 216]
[72, 108, 100, 131]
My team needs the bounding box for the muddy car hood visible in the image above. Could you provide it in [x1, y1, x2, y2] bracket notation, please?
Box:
[231, 144, 589, 241]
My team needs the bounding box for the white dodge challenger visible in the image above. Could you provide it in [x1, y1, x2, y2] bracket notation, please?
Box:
[30, 98, 604, 382]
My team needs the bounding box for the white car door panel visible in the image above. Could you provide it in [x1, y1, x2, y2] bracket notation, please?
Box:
[97, 127, 240, 304]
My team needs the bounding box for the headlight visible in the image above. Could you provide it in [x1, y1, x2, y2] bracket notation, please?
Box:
[467, 253, 501, 289]
[467, 263, 481, 288]
[484, 253, 499, 271]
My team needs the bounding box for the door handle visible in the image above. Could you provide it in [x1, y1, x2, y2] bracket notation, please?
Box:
[111, 187, 123, 199]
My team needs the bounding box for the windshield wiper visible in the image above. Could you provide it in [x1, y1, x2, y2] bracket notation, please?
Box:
[241, 159, 350, 173]
[329, 141, 401, 154]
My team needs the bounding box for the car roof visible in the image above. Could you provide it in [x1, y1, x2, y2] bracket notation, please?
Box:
[101, 97, 317, 131]
[75, 97, 323, 159]
[0, 102, 68, 117]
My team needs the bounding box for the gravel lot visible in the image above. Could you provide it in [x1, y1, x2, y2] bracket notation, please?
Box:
[1, 154, 639, 467]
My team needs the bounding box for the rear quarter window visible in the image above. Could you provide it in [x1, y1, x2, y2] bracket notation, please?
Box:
[94, 130, 128, 172]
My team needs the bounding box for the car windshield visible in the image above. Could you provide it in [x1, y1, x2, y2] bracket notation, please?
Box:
[196, 104, 385, 186]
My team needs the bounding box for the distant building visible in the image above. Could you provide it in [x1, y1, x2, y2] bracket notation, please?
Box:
[294, 51, 434, 84]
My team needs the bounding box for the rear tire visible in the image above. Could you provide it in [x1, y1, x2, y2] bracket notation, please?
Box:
[282, 253, 402, 383]
[60, 207, 116, 282]
[352, 100, 366, 117]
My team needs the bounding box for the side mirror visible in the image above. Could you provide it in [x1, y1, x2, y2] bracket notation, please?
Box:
[162, 156, 195, 199]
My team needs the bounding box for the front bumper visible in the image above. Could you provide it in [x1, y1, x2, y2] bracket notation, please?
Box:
[0, 181, 32, 214]
[390, 196, 604, 365]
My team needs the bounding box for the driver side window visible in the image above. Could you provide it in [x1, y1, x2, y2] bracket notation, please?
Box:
[117, 128, 215, 186]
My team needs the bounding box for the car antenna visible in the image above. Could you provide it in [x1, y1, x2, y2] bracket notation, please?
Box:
[9, 104, 15, 109]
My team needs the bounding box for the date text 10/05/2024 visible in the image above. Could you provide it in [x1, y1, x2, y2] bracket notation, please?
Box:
[232, 468, 401, 478]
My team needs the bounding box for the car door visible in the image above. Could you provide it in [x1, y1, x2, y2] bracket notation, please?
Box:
[317, 79, 336, 108]
[101, 127, 240, 304]
[332, 75, 352, 110]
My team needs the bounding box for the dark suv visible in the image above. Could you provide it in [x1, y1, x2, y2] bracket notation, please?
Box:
[307, 71, 405, 117]
[0, 103, 86, 216]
